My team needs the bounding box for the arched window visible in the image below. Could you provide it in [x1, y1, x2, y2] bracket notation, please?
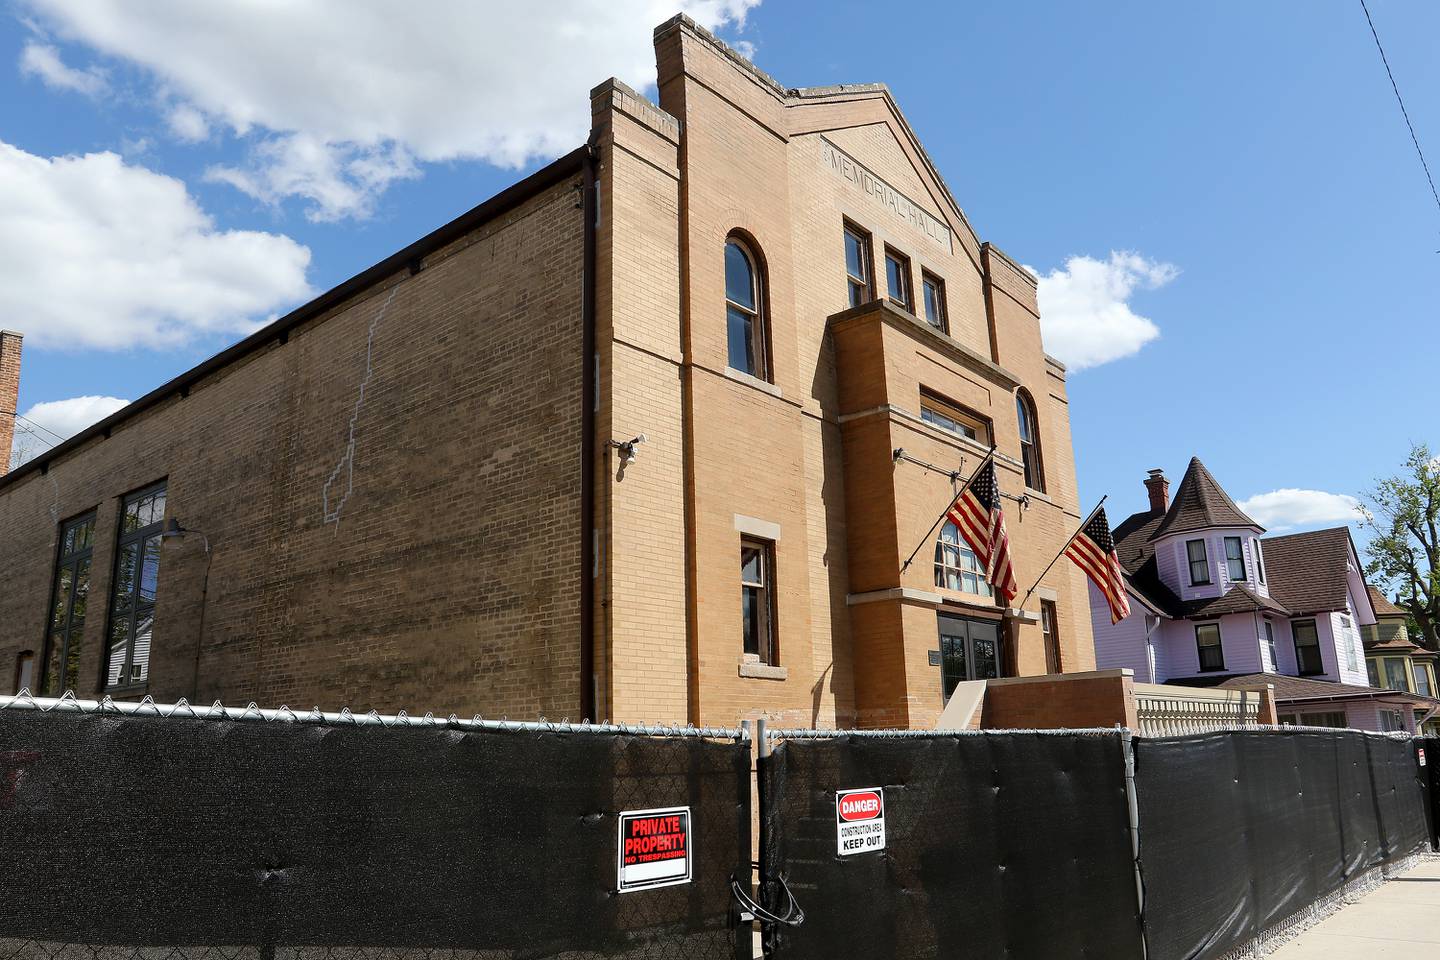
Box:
[13, 650, 34, 695]
[934, 521, 993, 598]
[724, 237, 768, 380]
[1016, 390, 1045, 492]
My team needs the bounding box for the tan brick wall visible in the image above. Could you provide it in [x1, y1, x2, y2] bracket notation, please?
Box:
[0, 181, 586, 718]
[0, 331, 20, 476]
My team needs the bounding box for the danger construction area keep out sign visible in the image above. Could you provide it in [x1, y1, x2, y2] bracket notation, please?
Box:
[836, 787, 886, 856]
[618, 806, 692, 892]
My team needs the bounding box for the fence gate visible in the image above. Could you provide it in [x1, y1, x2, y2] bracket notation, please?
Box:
[756, 729, 1144, 960]
[0, 697, 752, 960]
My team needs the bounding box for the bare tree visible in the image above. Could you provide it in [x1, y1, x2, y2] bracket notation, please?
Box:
[1361, 443, 1440, 650]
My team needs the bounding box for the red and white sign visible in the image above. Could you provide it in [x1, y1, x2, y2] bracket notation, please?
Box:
[836, 787, 886, 856]
[1420, 748, 1428, 768]
[618, 806, 692, 892]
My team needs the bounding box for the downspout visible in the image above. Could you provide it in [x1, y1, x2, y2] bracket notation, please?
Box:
[580, 143, 598, 722]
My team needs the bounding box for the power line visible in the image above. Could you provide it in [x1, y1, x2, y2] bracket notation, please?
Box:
[1, 409, 64, 449]
[1359, 0, 1440, 219]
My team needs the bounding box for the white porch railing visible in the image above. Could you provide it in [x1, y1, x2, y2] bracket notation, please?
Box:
[1134, 683, 1268, 737]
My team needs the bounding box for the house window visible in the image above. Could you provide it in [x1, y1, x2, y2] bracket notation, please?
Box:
[1195, 623, 1225, 672]
[724, 237, 768, 380]
[935, 521, 993, 598]
[1367, 658, 1381, 687]
[1383, 657, 1409, 692]
[1253, 539, 1266, 584]
[919, 391, 990, 445]
[1224, 536, 1245, 581]
[1186, 539, 1211, 586]
[13, 651, 35, 695]
[1380, 709, 1406, 733]
[1415, 663, 1432, 698]
[106, 483, 166, 689]
[43, 511, 96, 695]
[938, 613, 1001, 700]
[885, 246, 913, 312]
[1264, 620, 1278, 671]
[740, 538, 776, 665]
[1041, 599, 1062, 674]
[1015, 390, 1045, 492]
[1340, 615, 1359, 672]
[921, 271, 947, 333]
[1296, 711, 1347, 729]
[843, 223, 873, 307]
[1292, 619, 1323, 676]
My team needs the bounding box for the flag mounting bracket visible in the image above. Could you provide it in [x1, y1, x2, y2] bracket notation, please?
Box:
[893, 448, 1029, 508]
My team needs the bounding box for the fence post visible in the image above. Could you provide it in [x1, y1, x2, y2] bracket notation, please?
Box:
[1120, 727, 1148, 959]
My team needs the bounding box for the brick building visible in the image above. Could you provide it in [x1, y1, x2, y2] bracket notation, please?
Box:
[1, 17, 1096, 729]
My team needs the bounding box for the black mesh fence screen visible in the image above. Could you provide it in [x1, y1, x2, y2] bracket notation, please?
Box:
[758, 731, 1144, 960]
[1424, 738, 1440, 850]
[0, 708, 752, 960]
[1135, 729, 1430, 960]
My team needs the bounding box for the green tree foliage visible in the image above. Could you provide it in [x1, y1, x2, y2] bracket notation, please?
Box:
[1362, 444, 1440, 650]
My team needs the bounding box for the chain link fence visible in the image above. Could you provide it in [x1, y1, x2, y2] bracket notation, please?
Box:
[0, 694, 752, 960]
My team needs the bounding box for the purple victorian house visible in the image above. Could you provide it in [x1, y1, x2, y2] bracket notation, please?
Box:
[1089, 458, 1440, 733]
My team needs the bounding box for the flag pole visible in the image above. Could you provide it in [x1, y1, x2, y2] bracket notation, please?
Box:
[899, 445, 996, 573]
[1018, 495, 1108, 610]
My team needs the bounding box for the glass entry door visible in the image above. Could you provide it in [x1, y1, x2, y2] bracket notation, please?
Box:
[938, 613, 1002, 700]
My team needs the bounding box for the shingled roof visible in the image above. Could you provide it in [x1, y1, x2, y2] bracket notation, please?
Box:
[1180, 584, 1290, 619]
[1263, 527, 1355, 616]
[1366, 585, 1406, 618]
[1149, 457, 1262, 541]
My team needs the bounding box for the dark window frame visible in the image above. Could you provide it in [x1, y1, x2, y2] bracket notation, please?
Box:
[104, 480, 167, 692]
[1195, 622, 1225, 672]
[884, 245, 914, 313]
[1292, 618, 1324, 676]
[1224, 536, 1246, 581]
[842, 221, 874, 308]
[1187, 539, 1212, 585]
[1041, 599, 1062, 674]
[724, 234, 771, 382]
[1253, 538, 1266, 584]
[938, 612, 1003, 701]
[1015, 389, 1046, 492]
[921, 269, 948, 333]
[740, 537, 777, 666]
[1264, 619, 1278, 670]
[13, 650, 35, 695]
[41, 509, 97, 696]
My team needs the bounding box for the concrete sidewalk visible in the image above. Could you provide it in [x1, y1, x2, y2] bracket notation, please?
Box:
[1270, 858, 1440, 958]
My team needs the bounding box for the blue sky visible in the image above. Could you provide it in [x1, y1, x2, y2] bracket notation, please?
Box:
[3, 0, 1436, 545]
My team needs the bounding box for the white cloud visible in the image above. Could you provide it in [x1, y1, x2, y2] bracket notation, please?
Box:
[1031, 251, 1178, 371]
[0, 140, 313, 350]
[18, 40, 106, 96]
[19, 0, 760, 220]
[166, 103, 209, 142]
[10, 395, 128, 467]
[1238, 489, 1364, 534]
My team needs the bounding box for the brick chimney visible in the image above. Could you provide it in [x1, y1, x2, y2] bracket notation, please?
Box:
[1144, 468, 1169, 513]
[0, 331, 21, 477]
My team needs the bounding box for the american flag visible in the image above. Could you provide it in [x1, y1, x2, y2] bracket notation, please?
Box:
[946, 457, 1018, 604]
[1066, 507, 1132, 624]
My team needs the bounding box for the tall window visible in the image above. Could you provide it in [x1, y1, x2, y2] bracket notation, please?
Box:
[843, 223, 873, 307]
[1224, 536, 1246, 581]
[107, 483, 166, 689]
[1015, 390, 1045, 492]
[13, 651, 35, 695]
[1383, 657, 1409, 691]
[1339, 615, 1359, 672]
[1253, 539, 1266, 584]
[1415, 662, 1433, 698]
[1186, 539, 1211, 585]
[935, 521, 993, 598]
[1195, 623, 1224, 671]
[920, 392, 990, 445]
[1041, 599, 1062, 674]
[938, 613, 1001, 699]
[1292, 619, 1323, 676]
[921, 270, 947, 333]
[1367, 658, 1381, 687]
[724, 237, 767, 380]
[740, 538, 776, 665]
[1264, 620, 1278, 670]
[884, 246, 913, 312]
[44, 512, 96, 695]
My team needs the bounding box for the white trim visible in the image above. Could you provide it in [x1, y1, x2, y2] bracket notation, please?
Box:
[733, 514, 780, 541]
[847, 587, 943, 606]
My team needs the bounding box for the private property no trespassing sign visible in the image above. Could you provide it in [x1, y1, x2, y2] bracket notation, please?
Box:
[618, 806, 692, 892]
[836, 787, 886, 856]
